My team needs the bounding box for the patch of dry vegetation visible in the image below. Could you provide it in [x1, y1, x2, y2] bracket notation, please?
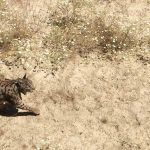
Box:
[0, 1, 32, 52]
[43, 0, 137, 60]
[0, 0, 149, 68]
[0, 0, 150, 70]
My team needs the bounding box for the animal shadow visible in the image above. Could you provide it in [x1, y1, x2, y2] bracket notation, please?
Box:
[0, 105, 38, 117]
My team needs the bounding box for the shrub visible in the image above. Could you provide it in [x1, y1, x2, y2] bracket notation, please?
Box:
[0, 0, 41, 52]
[43, 1, 136, 62]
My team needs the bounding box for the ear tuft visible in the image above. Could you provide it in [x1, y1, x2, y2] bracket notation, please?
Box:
[23, 74, 27, 79]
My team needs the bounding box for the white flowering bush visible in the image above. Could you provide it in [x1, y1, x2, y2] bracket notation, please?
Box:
[43, 5, 137, 60]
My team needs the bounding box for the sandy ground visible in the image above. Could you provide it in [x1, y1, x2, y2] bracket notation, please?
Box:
[0, 0, 150, 149]
[0, 55, 150, 150]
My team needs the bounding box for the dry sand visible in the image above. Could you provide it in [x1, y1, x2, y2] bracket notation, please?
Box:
[0, 55, 150, 150]
[0, 0, 150, 149]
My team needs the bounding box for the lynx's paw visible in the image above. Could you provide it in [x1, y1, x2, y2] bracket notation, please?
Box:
[31, 108, 40, 115]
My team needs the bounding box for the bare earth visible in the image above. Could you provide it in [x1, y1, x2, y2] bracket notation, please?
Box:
[0, 0, 150, 149]
[0, 55, 150, 150]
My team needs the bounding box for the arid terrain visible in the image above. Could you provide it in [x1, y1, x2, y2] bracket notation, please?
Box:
[0, 0, 150, 150]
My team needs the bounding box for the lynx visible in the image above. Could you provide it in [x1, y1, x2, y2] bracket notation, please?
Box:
[0, 74, 39, 115]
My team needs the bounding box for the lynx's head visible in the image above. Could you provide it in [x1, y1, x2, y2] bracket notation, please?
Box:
[16, 74, 35, 95]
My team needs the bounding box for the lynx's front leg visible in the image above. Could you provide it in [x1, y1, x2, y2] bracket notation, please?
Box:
[11, 95, 40, 115]
[16, 101, 40, 115]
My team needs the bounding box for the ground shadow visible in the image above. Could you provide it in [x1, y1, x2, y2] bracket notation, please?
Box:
[15, 112, 38, 116]
[0, 106, 38, 117]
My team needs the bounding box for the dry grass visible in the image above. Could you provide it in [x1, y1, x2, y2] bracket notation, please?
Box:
[41, 0, 149, 64]
[0, 0, 44, 53]
[43, 1, 137, 59]
[0, 0, 149, 78]
[0, 0, 149, 67]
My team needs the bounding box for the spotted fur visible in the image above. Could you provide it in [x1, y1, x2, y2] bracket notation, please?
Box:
[0, 74, 39, 115]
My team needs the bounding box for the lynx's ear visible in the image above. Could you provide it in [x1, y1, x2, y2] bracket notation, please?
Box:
[23, 74, 27, 79]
